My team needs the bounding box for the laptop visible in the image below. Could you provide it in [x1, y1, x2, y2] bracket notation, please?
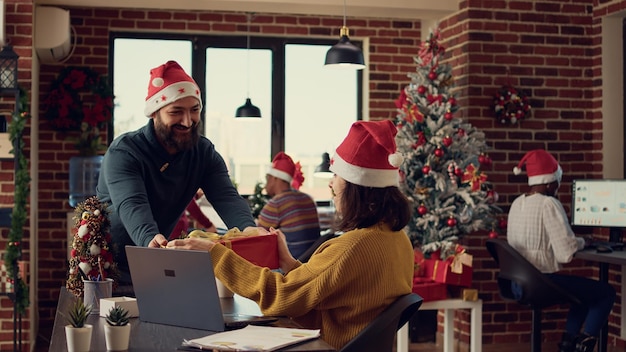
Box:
[125, 245, 277, 331]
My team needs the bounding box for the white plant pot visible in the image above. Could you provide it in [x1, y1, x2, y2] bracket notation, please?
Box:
[104, 324, 131, 351]
[65, 324, 93, 352]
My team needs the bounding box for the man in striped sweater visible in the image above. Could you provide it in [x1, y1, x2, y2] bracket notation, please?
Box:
[257, 152, 321, 258]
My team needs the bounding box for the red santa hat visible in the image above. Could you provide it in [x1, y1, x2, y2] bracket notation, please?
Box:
[144, 60, 202, 117]
[330, 120, 403, 188]
[267, 152, 305, 190]
[513, 149, 563, 186]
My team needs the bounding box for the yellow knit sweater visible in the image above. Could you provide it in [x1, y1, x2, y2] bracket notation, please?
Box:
[210, 223, 414, 349]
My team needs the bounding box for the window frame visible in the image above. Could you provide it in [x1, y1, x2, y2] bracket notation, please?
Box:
[108, 32, 364, 159]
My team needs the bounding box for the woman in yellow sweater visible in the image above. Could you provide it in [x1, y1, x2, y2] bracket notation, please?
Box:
[167, 120, 414, 349]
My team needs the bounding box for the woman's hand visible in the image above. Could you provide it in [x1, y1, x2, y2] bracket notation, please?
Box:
[270, 228, 298, 274]
[167, 237, 216, 251]
[148, 234, 168, 248]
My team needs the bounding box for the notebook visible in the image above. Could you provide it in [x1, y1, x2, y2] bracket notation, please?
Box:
[125, 245, 277, 331]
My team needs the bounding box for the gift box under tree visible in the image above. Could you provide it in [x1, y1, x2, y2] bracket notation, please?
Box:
[423, 245, 473, 288]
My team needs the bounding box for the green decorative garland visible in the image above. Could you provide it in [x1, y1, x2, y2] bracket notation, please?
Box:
[4, 87, 30, 314]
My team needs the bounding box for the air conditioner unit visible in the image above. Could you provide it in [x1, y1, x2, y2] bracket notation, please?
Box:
[35, 6, 71, 64]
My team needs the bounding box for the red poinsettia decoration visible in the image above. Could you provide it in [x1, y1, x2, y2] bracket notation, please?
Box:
[45, 66, 114, 155]
[461, 164, 488, 192]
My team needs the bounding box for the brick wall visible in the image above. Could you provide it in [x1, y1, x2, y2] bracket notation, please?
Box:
[1, 0, 626, 350]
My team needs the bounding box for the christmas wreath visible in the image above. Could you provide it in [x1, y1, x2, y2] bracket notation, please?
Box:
[66, 196, 119, 298]
[493, 85, 530, 125]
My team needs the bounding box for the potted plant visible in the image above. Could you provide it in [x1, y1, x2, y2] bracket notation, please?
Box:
[64, 297, 93, 352]
[104, 305, 131, 351]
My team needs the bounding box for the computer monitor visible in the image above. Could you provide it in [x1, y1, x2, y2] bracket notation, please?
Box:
[571, 179, 626, 238]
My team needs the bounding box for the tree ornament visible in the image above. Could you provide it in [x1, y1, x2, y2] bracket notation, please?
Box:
[444, 111, 453, 121]
[428, 71, 437, 80]
[442, 135, 453, 147]
[478, 154, 486, 164]
[422, 165, 431, 175]
[418, 204, 428, 215]
[499, 218, 508, 229]
[457, 128, 465, 136]
[434, 148, 444, 158]
[417, 85, 426, 95]
[488, 230, 499, 239]
[447, 217, 457, 227]
[448, 97, 456, 106]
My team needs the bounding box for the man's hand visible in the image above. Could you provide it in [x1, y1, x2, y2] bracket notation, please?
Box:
[167, 237, 216, 251]
[148, 234, 168, 248]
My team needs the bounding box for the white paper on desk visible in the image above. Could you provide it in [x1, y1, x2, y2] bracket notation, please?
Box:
[182, 325, 321, 351]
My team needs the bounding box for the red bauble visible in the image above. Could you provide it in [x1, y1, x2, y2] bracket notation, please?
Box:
[417, 85, 426, 95]
[422, 165, 431, 174]
[428, 71, 437, 80]
[478, 154, 486, 164]
[488, 231, 499, 239]
[457, 128, 465, 136]
[418, 205, 428, 215]
[499, 218, 508, 229]
[448, 97, 456, 106]
[442, 136, 453, 147]
[454, 167, 463, 177]
[444, 111, 453, 120]
[434, 148, 444, 158]
[447, 217, 457, 227]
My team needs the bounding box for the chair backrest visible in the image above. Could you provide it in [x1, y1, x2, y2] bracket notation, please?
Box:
[340, 293, 423, 352]
[297, 231, 338, 263]
[486, 239, 580, 308]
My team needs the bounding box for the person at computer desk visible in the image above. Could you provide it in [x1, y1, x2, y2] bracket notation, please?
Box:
[97, 60, 260, 286]
[507, 149, 616, 352]
[257, 151, 321, 258]
[166, 120, 414, 350]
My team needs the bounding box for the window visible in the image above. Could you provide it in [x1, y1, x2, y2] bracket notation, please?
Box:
[112, 34, 362, 200]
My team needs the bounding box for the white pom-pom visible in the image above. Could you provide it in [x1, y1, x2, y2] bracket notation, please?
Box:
[89, 244, 101, 256]
[388, 153, 403, 167]
[513, 166, 522, 175]
[152, 77, 164, 87]
[78, 262, 92, 275]
[93, 209, 100, 216]
[78, 224, 89, 238]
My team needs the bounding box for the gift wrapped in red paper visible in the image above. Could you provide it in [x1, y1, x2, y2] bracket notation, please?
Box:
[424, 245, 473, 288]
[414, 247, 426, 277]
[219, 233, 279, 269]
[412, 276, 448, 302]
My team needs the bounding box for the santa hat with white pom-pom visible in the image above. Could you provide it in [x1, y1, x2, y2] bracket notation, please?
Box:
[330, 120, 403, 188]
[144, 60, 202, 117]
[513, 149, 562, 186]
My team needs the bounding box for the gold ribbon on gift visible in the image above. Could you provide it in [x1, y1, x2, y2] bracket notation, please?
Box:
[449, 245, 473, 274]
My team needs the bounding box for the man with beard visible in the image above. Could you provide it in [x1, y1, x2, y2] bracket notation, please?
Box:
[97, 61, 258, 287]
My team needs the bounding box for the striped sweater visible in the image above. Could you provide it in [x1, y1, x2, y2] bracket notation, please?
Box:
[257, 190, 321, 258]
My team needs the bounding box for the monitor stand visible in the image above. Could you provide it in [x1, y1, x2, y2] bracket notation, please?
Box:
[609, 227, 623, 243]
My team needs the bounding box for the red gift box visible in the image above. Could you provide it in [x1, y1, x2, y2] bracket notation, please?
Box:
[424, 258, 473, 288]
[412, 277, 448, 302]
[219, 233, 279, 269]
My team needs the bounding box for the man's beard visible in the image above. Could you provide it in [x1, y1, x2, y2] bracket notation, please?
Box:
[154, 113, 202, 153]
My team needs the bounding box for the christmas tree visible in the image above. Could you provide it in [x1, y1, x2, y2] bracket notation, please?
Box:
[394, 29, 502, 257]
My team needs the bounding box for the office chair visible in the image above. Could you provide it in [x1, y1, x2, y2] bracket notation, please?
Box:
[340, 293, 423, 352]
[486, 239, 581, 352]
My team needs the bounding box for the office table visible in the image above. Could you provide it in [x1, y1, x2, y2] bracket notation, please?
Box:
[574, 249, 626, 352]
[49, 287, 336, 351]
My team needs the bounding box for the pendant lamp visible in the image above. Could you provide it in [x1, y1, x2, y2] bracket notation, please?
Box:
[236, 13, 262, 118]
[314, 152, 334, 178]
[324, 0, 365, 70]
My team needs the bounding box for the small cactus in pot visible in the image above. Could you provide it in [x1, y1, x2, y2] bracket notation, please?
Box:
[67, 297, 92, 328]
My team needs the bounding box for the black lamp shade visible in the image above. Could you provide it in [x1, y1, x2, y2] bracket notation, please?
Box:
[235, 98, 262, 118]
[0, 46, 18, 91]
[325, 35, 365, 70]
[314, 152, 333, 178]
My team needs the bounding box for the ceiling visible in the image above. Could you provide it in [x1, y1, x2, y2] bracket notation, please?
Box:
[34, 0, 459, 20]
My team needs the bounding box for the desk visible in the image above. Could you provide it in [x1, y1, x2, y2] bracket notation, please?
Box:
[574, 249, 626, 352]
[49, 287, 335, 351]
[396, 299, 483, 352]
